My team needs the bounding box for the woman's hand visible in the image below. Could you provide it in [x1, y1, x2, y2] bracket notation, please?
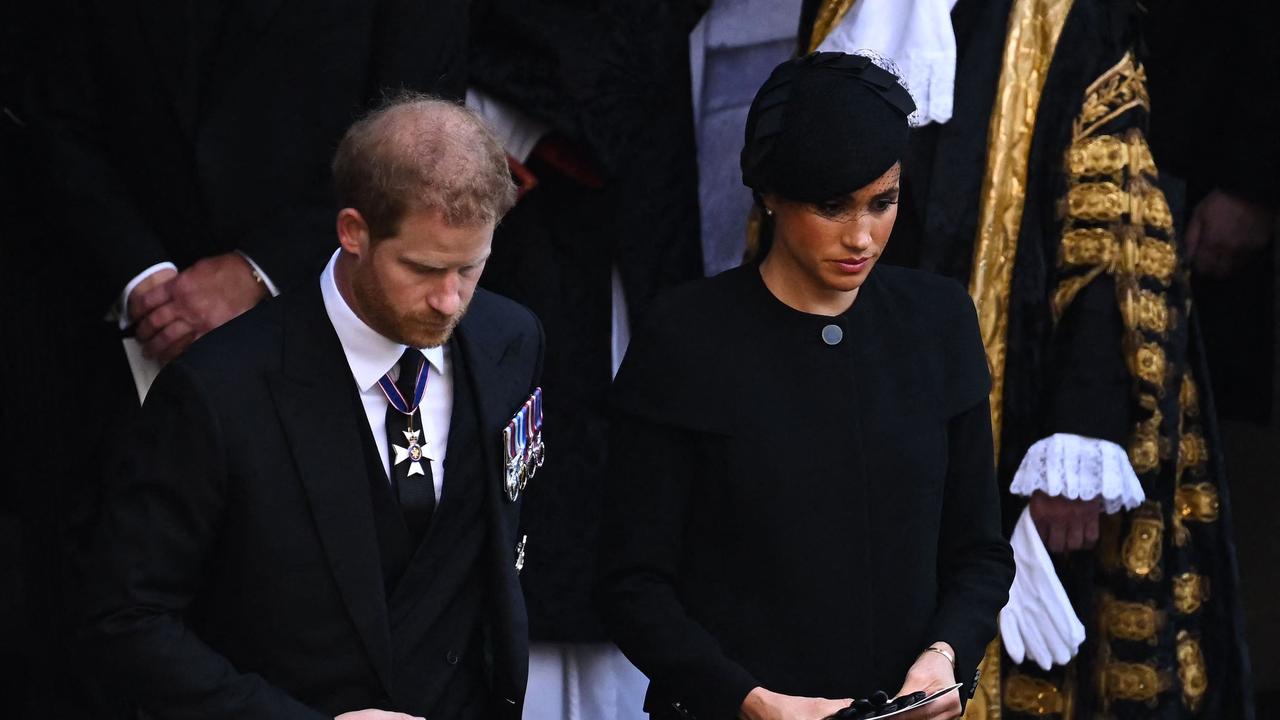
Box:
[739, 686, 853, 720]
[892, 643, 961, 719]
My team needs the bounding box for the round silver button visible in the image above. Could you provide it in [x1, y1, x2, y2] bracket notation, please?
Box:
[821, 324, 843, 346]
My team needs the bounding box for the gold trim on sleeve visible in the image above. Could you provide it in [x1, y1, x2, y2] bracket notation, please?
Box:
[1101, 662, 1172, 706]
[1121, 288, 1172, 335]
[1005, 674, 1066, 716]
[1132, 343, 1168, 389]
[1176, 631, 1209, 711]
[1063, 183, 1173, 231]
[1173, 572, 1211, 615]
[1122, 502, 1164, 581]
[1073, 53, 1151, 142]
[1099, 595, 1163, 644]
[1136, 237, 1177, 285]
[1180, 373, 1200, 417]
[1175, 482, 1220, 523]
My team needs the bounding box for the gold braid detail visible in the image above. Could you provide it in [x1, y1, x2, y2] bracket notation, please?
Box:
[965, 2, 1076, 719]
[806, 0, 858, 52]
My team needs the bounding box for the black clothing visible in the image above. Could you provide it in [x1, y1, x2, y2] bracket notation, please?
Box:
[26, 5, 467, 713]
[742, 52, 915, 202]
[32, 0, 467, 306]
[1142, 0, 1278, 423]
[86, 282, 543, 718]
[1142, 0, 1280, 206]
[470, 0, 705, 640]
[866, 0, 1255, 715]
[386, 348, 435, 543]
[598, 264, 1014, 719]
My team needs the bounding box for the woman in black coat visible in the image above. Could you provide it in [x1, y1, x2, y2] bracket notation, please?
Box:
[597, 53, 1014, 720]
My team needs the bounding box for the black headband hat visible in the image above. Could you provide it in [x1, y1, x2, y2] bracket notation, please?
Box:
[741, 51, 917, 203]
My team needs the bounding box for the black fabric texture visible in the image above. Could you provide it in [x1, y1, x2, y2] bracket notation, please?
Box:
[469, 0, 706, 641]
[890, 0, 1255, 715]
[386, 349, 434, 545]
[84, 283, 542, 719]
[598, 264, 1012, 719]
[741, 52, 915, 203]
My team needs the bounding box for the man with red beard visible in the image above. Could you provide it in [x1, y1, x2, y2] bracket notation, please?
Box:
[85, 95, 544, 720]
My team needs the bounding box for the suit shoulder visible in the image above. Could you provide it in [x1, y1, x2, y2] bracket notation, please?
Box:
[177, 295, 287, 379]
[469, 288, 541, 338]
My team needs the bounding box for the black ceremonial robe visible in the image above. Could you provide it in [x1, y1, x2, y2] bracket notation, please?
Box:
[835, 0, 1255, 716]
[597, 264, 1014, 719]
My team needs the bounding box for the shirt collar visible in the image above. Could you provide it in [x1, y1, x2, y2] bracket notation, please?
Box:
[320, 250, 446, 392]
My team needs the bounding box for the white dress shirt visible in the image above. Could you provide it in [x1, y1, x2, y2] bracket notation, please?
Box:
[319, 250, 452, 501]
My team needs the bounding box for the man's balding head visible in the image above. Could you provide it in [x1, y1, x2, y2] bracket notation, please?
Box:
[332, 93, 516, 240]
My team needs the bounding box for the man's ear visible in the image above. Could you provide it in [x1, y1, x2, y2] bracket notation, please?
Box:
[336, 208, 372, 258]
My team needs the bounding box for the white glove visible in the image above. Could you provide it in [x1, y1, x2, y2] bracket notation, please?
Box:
[999, 507, 1087, 671]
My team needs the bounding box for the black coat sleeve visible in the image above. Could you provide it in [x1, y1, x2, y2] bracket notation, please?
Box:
[925, 397, 1014, 696]
[924, 293, 1014, 696]
[1041, 273, 1133, 445]
[85, 362, 327, 720]
[596, 412, 759, 719]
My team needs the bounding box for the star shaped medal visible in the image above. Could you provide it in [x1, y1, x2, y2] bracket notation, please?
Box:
[378, 350, 432, 477]
[393, 428, 429, 476]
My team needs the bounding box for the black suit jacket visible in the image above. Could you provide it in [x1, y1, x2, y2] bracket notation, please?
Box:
[32, 0, 466, 305]
[86, 281, 542, 719]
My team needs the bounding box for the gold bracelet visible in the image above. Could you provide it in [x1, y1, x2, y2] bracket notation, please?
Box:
[920, 646, 955, 667]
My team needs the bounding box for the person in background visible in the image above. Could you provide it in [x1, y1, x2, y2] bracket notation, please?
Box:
[465, 1, 705, 717]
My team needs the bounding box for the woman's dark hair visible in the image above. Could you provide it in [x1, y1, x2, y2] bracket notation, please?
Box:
[740, 52, 914, 262]
[741, 52, 914, 203]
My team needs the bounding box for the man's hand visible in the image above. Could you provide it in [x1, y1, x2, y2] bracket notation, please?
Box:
[1186, 189, 1275, 278]
[335, 711, 424, 720]
[893, 643, 960, 720]
[1028, 492, 1102, 554]
[134, 252, 269, 363]
[126, 267, 178, 324]
[739, 687, 853, 720]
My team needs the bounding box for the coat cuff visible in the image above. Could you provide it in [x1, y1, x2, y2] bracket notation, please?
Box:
[1009, 433, 1144, 513]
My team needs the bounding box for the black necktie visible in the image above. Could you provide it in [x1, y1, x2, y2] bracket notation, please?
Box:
[386, 348, 435, 541]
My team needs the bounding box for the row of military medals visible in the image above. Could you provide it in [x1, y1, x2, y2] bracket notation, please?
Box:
[503, 388, 544, 502]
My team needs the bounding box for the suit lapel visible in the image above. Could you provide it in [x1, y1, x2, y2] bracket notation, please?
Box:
[453, 298, 531, 702]
[266, 285, 394, 696]
[455, 305, 530, 523]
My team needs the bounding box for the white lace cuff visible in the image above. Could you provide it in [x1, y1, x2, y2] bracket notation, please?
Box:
[1009, 433, 1144, 514]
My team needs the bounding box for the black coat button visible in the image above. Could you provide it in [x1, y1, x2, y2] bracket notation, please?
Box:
[446, 650, 460, 665]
